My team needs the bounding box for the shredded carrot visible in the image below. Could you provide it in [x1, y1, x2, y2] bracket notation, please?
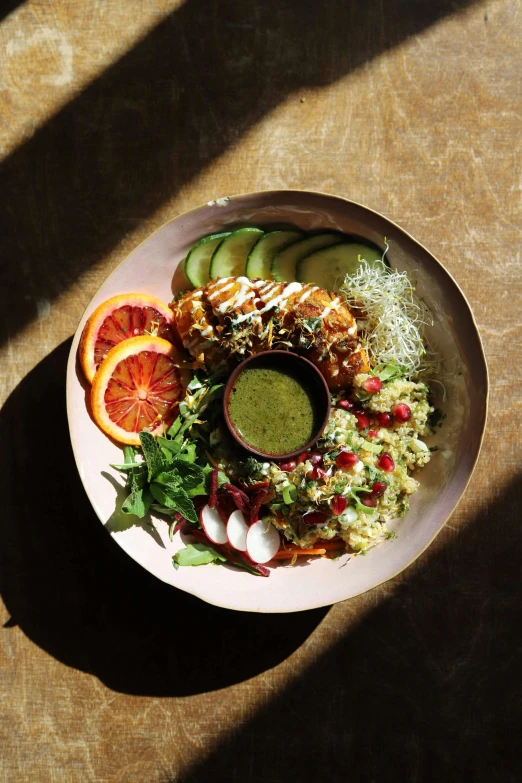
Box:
[205, 451, 220, 470]
[271, 548, 327, 559]
[315, 539, 346, 551]
[271, 539, 346, 560]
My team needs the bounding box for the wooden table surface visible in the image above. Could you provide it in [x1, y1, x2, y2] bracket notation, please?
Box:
[1, 1, 520, 781]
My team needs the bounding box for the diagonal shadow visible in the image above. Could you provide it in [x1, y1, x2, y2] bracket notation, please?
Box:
[0, 339, 329, 695]
[0, 0, 24, 24]
[176, 474, 522, 783]
[0, 0, 479, 349]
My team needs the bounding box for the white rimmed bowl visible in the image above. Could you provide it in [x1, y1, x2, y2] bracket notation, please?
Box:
[66, 190, 488, 613]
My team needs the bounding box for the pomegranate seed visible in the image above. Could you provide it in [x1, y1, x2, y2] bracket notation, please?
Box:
[377, 452, 395, 472]
[368, 430, 379, 438]
[371, 481, 387, 498]
[336, 451, 359, 468]
[307, 465, 329, 480]
[297, 452, 308, 464]
[331, 495, 347, 516]
[377, 412, 393, 427]
[279, 459, 297, 472]
[354, 411, 370, 429]
[302, 511, 329, 527]
[309, 451, 323, 466]
[393, 403, 412, 423]
[360, 496, 377, 508]
[337, 398, 353, 411]
[362, 377, 383, 394]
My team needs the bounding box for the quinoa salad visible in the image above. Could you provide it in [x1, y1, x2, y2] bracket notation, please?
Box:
[215, 371, 435, 555]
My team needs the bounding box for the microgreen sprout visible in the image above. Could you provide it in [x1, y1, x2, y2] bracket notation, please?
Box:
[341, 260, 438, 376]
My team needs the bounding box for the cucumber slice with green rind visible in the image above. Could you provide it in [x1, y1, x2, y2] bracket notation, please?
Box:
[209, 228, 264, 279]
[184, 232, 231, 288]
[296, 241, 384, 290]
[271, 232, 343, 283]
[245, 230, 303, 280]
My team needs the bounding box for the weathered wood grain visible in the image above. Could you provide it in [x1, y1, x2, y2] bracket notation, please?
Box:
[0, 1, 520, 781]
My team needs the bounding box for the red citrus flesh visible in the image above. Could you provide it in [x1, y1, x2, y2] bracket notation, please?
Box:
[104, 350, 182, 433]
[94, 305, 173, 370]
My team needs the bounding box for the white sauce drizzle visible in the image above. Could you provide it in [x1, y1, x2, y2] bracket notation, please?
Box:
[320, 297, 340, 320]
[208, 280, 234, 299]
[234, 288, 255, 308]
[257, 282, 303, 314]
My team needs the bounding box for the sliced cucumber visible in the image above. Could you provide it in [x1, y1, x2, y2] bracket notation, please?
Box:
[296, 241, 383, 290]
[209, 228, 264, 279]
[184, 232, 231, 288]
[271, 233, 343, 283]
[245, 230, 303, 280]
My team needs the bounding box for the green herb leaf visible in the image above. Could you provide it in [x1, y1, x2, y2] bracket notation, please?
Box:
[149, 483, 198, 523]
[123, 446, 137, 464]
[171, 459, 205, 488]
[175, 442, 198, 464]
[139, 431, 166, 481]
[173, 543, 227, 567]
[110, 462, 144, 472]
[157, 434, 182, 454]
[121, 473, 153, 518]
[167, 416, 183, 439]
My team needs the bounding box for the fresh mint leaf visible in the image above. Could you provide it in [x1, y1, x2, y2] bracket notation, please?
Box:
[185, 464, 213, 498]
[173, 543, 226, 568]
[139, 431, 165, 481]
[171, 459, 204, 488]
[121, 473, 153, 518]
[149, 483, 198, 524]
[157, 435, 181, 454]
[153, 470, 182, 488]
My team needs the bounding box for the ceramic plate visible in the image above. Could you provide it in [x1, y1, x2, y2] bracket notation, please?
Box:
[66, 191, 488, 612]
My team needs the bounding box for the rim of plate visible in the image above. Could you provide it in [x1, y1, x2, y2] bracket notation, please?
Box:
[66, 190, 489, 612]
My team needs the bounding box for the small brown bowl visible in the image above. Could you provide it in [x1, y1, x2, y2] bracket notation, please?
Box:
[223, 350, 331, 460]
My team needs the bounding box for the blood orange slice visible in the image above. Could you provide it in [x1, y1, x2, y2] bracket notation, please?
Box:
[79, 293, 175, 383]
[90, 335, 188, 445]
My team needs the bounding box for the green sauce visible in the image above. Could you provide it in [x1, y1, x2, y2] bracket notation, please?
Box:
[228, 365, 317, 455]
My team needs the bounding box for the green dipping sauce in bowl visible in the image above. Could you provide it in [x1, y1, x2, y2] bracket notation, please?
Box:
[224, 350, 331, 459]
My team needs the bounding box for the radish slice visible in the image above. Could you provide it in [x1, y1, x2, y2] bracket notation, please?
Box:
[226, 510, 249, 551]
[200, 504, 228, 545]
[246, 520, 281, 564]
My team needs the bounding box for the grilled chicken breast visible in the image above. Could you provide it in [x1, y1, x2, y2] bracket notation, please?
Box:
[171, 277, 369, 389]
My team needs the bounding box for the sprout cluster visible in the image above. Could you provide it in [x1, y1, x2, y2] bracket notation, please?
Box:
[341, 259, 436, 376]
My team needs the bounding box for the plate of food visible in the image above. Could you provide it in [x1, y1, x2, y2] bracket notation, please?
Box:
[66, 190, 488, 612]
